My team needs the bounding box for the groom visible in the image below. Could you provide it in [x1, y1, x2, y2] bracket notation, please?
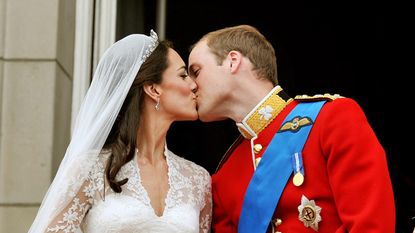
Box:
[188, 24, 395, 233]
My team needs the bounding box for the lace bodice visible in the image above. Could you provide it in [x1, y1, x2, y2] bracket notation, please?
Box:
[45, 148, 212, 233]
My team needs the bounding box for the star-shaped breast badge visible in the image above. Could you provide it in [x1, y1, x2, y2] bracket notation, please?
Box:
[298, 195, 322, 231]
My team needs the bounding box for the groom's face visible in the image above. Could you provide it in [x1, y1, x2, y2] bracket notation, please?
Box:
[188, 40, 231, 122]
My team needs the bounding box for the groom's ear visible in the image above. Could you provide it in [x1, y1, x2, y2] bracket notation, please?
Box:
[228, 50, 242, 74]
[143, 83, 161, 101]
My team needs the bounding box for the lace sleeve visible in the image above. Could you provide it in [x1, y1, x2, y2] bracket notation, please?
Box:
[199, 173, 212, 233]
[45, 158, 105, 233]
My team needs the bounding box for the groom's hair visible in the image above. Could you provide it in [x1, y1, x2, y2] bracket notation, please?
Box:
[195, 24, 278, 85]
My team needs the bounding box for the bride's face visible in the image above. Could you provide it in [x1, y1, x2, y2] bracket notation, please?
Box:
[159, 48, 198, 121]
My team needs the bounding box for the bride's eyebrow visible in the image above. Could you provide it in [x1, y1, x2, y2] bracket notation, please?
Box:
[176, 65, 187, 72]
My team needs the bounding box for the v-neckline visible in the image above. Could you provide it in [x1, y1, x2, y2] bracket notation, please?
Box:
[134, 148, 172, 218]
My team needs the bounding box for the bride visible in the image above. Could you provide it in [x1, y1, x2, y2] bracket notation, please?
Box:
[28, 30, 211, 233]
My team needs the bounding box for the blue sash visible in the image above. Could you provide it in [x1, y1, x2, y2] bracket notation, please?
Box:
[238, 101, 326, 233]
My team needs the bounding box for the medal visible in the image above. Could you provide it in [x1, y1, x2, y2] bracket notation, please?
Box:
[291, 152, 305, 186]
[293, 172, 304, 186]
[298, 195, 322, 231]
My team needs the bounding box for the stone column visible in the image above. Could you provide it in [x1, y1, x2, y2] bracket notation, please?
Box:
[0, 0, 75, 232]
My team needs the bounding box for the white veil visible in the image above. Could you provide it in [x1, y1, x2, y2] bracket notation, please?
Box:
[28, 30, 159, 233]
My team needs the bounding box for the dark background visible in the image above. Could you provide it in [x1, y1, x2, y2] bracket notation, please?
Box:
[117, 0, 412, 232]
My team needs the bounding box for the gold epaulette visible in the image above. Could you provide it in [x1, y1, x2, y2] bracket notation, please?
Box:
[294, 93, 343, 102]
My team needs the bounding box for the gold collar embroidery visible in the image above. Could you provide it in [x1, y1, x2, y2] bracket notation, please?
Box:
[236, 86, 293, 139]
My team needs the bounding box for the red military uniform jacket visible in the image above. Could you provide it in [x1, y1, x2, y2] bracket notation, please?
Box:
[212, 86, 395, 233]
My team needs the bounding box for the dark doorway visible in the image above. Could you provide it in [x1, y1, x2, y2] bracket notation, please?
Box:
[164, 2, 412, 233]
[116, 0, 412, 232]
[165, 0, 391, 173]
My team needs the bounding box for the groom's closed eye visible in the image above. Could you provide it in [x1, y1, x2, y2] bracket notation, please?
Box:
[188, 66, 200, 79]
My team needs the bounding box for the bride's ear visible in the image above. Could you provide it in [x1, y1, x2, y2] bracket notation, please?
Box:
[143, 83, 161, 101]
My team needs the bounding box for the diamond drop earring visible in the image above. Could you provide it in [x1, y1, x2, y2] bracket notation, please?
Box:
[155, 97, 160, 111]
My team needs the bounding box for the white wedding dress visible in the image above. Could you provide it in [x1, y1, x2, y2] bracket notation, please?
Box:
[45, 148, 212, 233]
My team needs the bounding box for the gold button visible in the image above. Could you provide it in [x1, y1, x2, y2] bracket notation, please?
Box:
[273, 218, 282, 227]
[255, 157, 262, 167]
[253, 144, 263, 154]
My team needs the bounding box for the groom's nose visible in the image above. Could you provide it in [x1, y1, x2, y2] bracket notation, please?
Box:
[190, 80, 198, 93]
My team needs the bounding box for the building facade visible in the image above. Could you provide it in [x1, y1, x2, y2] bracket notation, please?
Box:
[0, 0, 161, 232]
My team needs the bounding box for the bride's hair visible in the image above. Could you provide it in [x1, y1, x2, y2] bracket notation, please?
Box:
[103, 40, 172, 192]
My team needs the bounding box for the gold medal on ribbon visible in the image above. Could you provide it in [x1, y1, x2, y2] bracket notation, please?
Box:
[293, 172, 304, 186]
